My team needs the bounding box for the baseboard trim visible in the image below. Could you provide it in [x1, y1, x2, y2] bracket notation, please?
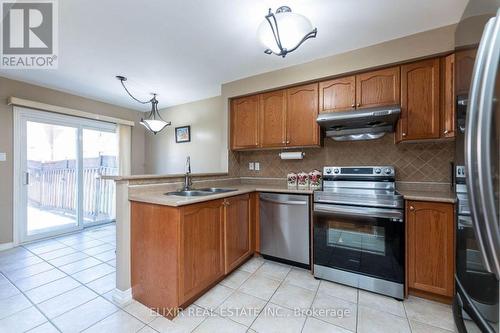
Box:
[112, 288, 132, 306]
[0, 242, 14, 252]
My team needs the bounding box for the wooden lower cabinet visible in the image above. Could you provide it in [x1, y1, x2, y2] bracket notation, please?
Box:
[131, 195, 255, 318]
[406, 200, 455, 303]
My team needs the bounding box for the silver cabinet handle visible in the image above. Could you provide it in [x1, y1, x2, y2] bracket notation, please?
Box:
[260, 197, 307, 206]
[314, 203, 403, 220]
[476, 10, 500, 278]
[465, 15, 497, 277]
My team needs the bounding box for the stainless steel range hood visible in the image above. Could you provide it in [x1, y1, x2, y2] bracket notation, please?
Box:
[316, 105, 401, 141]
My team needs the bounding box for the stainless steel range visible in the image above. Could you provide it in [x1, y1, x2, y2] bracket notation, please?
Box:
[313, 166, 405, 299]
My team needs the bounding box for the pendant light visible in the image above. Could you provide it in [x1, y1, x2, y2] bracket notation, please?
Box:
[257, 6, 317, 58]
[116, 76, 171, 135]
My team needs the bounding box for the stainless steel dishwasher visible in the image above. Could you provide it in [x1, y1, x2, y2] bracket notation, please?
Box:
[259, 192, 310, 266]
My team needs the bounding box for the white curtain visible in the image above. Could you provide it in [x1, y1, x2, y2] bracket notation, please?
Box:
[117, 124, 132, 176]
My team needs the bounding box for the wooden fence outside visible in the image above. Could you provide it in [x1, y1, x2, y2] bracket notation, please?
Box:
[28, 156, 117, 223]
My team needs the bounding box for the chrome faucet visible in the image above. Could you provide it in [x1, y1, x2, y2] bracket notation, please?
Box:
[183, 156, 192, 191]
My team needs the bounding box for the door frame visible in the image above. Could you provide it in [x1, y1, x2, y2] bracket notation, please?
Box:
[13, 107, 117, 245]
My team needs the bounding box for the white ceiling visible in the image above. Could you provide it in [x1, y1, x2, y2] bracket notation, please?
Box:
[0, 0, 468, 111]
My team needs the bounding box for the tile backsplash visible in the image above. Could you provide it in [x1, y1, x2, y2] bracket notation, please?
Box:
[231, 135, 455, 183]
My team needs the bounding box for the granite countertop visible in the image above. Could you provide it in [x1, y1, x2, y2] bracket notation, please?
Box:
[128, 183, 314, 207]
[398, 189, 457, 203]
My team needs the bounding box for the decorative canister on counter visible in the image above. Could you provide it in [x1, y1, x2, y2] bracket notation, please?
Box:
[287, 172, 298, 188]
[297, 171, 309, 189]
[309, 169, 323, 190]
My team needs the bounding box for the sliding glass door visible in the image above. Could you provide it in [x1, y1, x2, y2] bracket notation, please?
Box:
[15, 108, 118, 243]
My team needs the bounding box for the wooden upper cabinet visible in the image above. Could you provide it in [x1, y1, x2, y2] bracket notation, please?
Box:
[319, 76, 356, 113]
[406, 201, 454, 299]
[260, 90, 287, 147]
[399, 58, 441, 141]
[441, 54, 455, 138]
[356, 67, 400, 108]
[179, 200, 224, 304]
[455, 49, 477, 96]
[286, 83, 320, 147]
[230, 95, 259, 150]
[224, 194, 252, 274]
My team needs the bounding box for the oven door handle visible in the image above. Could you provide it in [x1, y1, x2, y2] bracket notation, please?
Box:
[314, 203, 404, 220]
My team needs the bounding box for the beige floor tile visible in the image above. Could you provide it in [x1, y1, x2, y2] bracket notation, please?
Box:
[172, 304, 210, 331]
[302, 317, 354, 333]
[38, 247, 78, 261]
[67, 239, 105, 250]
[358, 289, 405, 317]
[25, 276, 80, 304]
[71, 263, 115, 284]
[149, 316, 185, 333]
[193, 315, 247, 333]
[220, 269, 251, 289]
[83, 310, 146, 333]
[82, 243, 115, 256]
[357, 305, 410, 333]
[52, 296, 118, 332]
[137, 326, 159, 333]
[0, 280, 21, 299]
[58, 257, 102, 274]
[0, 306, 47, 333]
[0, 255, 43, 273]
[270, 283, 316, 310]
[404, 296, 455, 331]
[0, 293, 32, 319]
[86, 272, 116, 294]
[194, 284, 234, 310]
[250, 303, 306, 333]
[254, 261, 291, 281]
[238, 257, 265, 273]
[283, 268, 320, 291]
[93, 249, 116, 262]
[124, 299, 161, 324]
[4, 261, 53, 281]
[14, 268, 66, 291]
[217, 291, 267, 326]
[48, 252, 89, 267]
[317, 280, 358, 303]
[107, 259, 117, 267]
[311, 292, 357, 332]
[409, 319, 456, 333]
[238, 274, 281, 300]
[38, 285, 98, 318]
[26, 242, 67, 255]
[27, 322, 60, 333]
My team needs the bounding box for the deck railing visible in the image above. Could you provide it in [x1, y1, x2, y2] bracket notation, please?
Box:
[27, 156, 117, 223]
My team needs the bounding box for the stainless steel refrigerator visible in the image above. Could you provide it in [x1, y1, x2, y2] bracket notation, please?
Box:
[453, 2, 500, 333]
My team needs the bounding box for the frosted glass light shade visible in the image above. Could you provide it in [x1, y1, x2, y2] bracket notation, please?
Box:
[141, 119, 169, 134]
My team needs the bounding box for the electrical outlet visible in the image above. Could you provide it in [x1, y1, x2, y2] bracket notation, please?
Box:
[249, 162, 254, 170]
[255, 162, 260, 171]
[0, 153, 6, 161]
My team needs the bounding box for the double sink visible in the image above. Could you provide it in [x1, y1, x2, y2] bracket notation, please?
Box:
[165, 188, 237, 197]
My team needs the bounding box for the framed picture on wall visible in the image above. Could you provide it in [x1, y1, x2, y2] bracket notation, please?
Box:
[175, 126, 191, 143]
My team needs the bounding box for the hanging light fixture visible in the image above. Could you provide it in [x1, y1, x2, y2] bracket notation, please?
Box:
[116, 75, 171, 135]
[257, 6, 317, 58]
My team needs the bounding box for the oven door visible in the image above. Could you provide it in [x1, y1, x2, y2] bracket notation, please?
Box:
[313, 203, 404, 283]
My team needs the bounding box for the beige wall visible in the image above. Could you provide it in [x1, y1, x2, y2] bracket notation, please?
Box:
[145, 96, 227, 174]
[0, 76, 146, 244]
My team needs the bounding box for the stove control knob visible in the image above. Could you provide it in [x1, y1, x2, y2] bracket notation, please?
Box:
[333, 168, 340, 174]
[384, 168, 392, 175]
[325, 168, 332, 174]
[374, 168, 381, 174]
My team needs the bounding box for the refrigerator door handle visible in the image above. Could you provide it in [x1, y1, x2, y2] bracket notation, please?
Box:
[465, 16, 496, 275]
[477, 8, 500, 279]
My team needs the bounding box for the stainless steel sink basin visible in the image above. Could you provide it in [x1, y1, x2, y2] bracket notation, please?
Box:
[165, 190, 213, 197]
[196, 188, 237, 193]
[165, 188, 237, 197]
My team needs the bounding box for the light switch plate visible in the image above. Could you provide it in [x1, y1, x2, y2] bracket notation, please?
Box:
[0, 153, 6, 161]
[249, 162, 254, 170]
[255, 162, 260, 171]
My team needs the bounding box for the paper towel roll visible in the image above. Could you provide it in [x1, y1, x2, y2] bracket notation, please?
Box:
[279, 152, 305, 160]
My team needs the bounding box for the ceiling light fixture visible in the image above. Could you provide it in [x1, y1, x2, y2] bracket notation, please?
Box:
[116, 75, 171, 135]
[257, 6, 317, 58]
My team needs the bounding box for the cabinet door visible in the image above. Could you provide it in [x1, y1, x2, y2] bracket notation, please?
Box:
[407, 201, 454, 298]
[455, 49, 477, 96]
[356, 67, 400, 108]
[224, 194, 252, 273]
[230, 95, 259, 150]
[441, 54, 455, 138]
[399, 59, 441, 141]
[319, 76, 356, 113]
[260, 90, 287, 147]
[286, 83, 320, 147]
[179, 200, 224, 304]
